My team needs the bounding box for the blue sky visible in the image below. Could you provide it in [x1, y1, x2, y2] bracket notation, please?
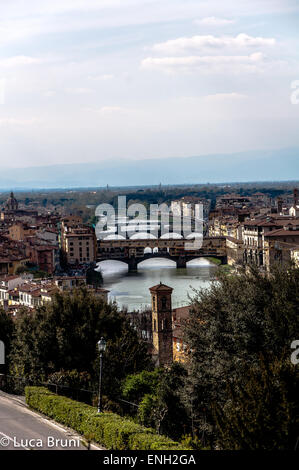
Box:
[0, 0, 299, 169]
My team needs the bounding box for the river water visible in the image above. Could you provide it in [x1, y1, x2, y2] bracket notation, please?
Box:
[96, 258, 217, 311]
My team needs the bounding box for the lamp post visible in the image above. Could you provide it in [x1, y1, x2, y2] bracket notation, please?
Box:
[97, 337, 107, 413]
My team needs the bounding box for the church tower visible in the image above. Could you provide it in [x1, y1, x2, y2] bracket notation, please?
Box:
[149, 282, 173, 367]
[5, 192, 18, 211]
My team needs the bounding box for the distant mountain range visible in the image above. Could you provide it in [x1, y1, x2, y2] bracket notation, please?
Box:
[0, 147, 298, 190]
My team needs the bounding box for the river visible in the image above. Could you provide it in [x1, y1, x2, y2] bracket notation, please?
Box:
[96, 258, 217, 311]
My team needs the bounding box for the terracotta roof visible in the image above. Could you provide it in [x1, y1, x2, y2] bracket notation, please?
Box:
[226, 236, 242, 244]
[0, 275, 20, 281]
[34, 245, 56, 252]
[172, 328, 184, 340]
[149, 282, 173, 293]
[172, 306, 191, 321]
[40, 228, 58, 233]
[243, 218, 298, 228]
[265, 229, 299, 237]
[18, 283, 40, 293]
[54, 276, 85, 281]
[64, 232, 94, 237]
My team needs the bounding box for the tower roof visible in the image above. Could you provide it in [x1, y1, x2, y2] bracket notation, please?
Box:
[149, 282, 173, 293]
[5, 191, 18, 211]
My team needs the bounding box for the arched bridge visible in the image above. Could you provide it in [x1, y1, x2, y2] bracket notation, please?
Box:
[97, 237, 227, 271]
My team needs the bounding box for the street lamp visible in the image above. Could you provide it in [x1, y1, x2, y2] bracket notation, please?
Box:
[97, 337, 107, 413]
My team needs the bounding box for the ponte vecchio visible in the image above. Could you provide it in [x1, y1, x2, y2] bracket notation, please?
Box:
[97, 237, 227, 272]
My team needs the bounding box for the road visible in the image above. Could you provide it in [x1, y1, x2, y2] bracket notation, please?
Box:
[0, 392, 99, 450]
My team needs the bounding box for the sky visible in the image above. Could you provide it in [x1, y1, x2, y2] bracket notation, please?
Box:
[0, 0, 299, 169]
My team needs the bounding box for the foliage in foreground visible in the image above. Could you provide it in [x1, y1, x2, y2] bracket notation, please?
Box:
[122, 363, 189, 440]
[213, 356, 299, 450]
[9, 287, 151, 398]
[0, 309, 14, 374]
[25, 386, 187, 450]
[184, 265, 299, 449]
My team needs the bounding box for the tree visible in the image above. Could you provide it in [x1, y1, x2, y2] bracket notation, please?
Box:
[86, 265, 103, 287]
[123, 363, 189, 440]
[122, 369, 160, 403]
[213, 356, 299, 450]
[183, 265, 299, 448]
[9, 287, 151, 398]
[0, 309, 14, 374]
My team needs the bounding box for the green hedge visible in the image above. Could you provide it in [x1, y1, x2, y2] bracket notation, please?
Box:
[25, 387, 187, 450]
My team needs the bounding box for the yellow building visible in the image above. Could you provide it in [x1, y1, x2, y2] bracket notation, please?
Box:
[8, 223, 37, 241]
[172, 306, 190, 363]
[60, 217, 96, 265]
[291, 248, 299, 267]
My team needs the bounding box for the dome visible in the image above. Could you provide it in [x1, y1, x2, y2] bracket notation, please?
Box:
[5, 192, 18, 211]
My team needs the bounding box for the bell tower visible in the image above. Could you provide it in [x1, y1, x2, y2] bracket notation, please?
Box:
[149, 282, 173, 367]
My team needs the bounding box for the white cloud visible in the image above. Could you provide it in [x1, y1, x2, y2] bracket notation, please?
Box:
[151, 34, 275, 55]
[195, 17, 235, 26]
[0, 1, 296, 48]
[141, 52, 265, 73]
[44, 90, 56, 98]
[99, 106, 124, 113]
[11, 0, 148, 16]
[65, 87, 93, 94]
[0, 118, 40, 126]
[88, 74, 115, 81]
[0, 78, 6, 105]
[203, 92, 248, 101]
[0, 56, 43, 68]
[85, 106, 128, 115]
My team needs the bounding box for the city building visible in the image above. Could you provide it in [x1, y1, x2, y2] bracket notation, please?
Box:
[263, 229, 299, 270]
[0, 275, 23, 306]
[172, 306, 190, 362]
[0, 275, 109, 312]
[60, 217, 96, 265]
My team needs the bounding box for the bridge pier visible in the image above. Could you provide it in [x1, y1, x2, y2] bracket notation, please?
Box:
[128, 256, 138, 273]
[176, 256, 187, 269]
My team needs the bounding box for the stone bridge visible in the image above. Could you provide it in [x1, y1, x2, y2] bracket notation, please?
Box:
[97, 237, 227, 271]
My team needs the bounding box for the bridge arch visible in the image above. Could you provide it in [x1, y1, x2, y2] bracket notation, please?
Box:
[130, 232, 157, 240]
[138, 257, 176, 269]
[96, 259, 129, 273]
[103, 234, 126, 240]
[160, 232, 183, 239]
